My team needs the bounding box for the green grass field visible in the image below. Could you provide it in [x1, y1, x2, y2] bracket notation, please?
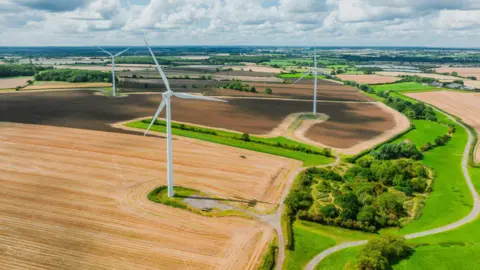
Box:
[284, 221, 374, 270]
[393, 119, 449, 147]
[315, 247, 360, 270]
[126, 120, 334, 166]
[372, 82, 439, 93]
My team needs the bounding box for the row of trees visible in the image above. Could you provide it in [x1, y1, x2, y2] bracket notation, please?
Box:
[34, 69, 113, 83]
[384, 96, 438, 121]
[0, 64, 52, 78]
[221, 79, 257, 92]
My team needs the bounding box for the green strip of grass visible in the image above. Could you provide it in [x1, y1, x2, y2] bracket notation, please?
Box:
[314, 246, 360, 270]
[393, 119, 449, 147]
[126, 120, 334, 166]
[284, 221, 374, 270]
[372, 82, 438, 92]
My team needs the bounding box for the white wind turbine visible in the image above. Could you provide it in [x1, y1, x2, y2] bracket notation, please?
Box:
[143, 38, 227, 198]
[292, 43, 326, 116]
[96, 46, 130, 97]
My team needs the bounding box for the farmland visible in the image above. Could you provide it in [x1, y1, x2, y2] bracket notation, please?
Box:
[0, 91, 399, 153]
[336, 74, 400, 84]
[407, 91, 480, 163]
[0, 122, 300, 269]
[435, 66, 480, 78]
[0, 76, 31, 89]
[372, 82, 439, 93]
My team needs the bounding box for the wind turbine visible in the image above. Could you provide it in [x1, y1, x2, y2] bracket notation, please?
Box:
[143, 38, 227, 198]
[292, 43, 326, 116]
[96, 46, 130, 97]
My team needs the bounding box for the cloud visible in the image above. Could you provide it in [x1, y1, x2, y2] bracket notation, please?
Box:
[15, 0, 91, 12]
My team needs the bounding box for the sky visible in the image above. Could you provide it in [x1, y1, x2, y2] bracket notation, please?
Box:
[0, 0, 479, 47]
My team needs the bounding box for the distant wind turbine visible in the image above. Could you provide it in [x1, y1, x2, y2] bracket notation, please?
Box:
[292, 43, 326, 116]
[143, 38, 227, 198]
[96, 46, 130, 97]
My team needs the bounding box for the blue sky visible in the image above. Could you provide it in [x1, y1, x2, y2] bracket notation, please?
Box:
[0, 0, 479, 47]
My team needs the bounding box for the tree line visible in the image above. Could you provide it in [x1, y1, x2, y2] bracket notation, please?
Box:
[35, 69, 113, 83]
[0, 64, 52, 78]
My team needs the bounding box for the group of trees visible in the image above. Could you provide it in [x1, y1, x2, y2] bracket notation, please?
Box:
[221, 79, 257, 93]
[206, 55, 270, 64]
[284, 149, 430, 232]
[399, 75, 436, 84]
[0, 64, 52, 78]
[357, 67, 384, 74]
[354, 235, 412, 270]
[384, 96, 437, 121]
[370, 142, 423, 160]
[420, 134, 452, 152]
[34, 69, 113, 83]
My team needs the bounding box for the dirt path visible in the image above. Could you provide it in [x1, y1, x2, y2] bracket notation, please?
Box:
[304, 108, 480, 270]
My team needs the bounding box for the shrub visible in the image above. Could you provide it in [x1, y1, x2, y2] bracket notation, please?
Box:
[265, 88, 273, 94]
[354, 235, 412, 270]
[240, 133, 250, 141]
[370, 142, 423, 160]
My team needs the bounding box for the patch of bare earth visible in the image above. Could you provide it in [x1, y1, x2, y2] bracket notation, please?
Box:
[336, 74, 400, 84]
[435, 66, 480, 78]
[407, 91, 480, 163]
[302, 103, 410, 155]
[0, 122, 301, 269]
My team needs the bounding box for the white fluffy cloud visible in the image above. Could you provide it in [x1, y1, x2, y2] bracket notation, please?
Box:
[0, 0, 480, 47]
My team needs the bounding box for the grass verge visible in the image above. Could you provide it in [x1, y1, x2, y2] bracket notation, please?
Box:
[258, 234, 278, 270]
[126, 119, 334, 166]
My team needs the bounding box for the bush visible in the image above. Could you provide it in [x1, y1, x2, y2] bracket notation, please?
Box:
[354, 235, 412, 270]
[265, 87, 273, 94]
[370, 142, 423, 160]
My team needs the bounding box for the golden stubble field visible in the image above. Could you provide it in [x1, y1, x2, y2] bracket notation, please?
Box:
[0, 122, 301, 269]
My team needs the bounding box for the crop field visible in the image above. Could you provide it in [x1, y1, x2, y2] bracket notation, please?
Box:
[0, 76, 32, 89]
[336, 74, 400, 84]
[55, 65, 154, 72]
[22, 81, 111, 90]
[435, 66, 480, 78]
[0, 122, 298, 269]
[376, 71, 459, 81]
[215, 70, 278, 78]
[119, 77, 218, 92]
[303, 102, 407, 150]
[372, 82, 439, 92]
[223, 65, 282, 73]
[0, 91, 397, 152]
[407, 91, 480, 163]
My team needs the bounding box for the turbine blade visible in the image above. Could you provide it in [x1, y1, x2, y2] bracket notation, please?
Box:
[144, 38, 172, 92]
[173, 93, 227, 102]
[293, 70, 311, 84]
[96, 46, 113, 56]
[115, 47, 131, 57]
[144, 98, 167, 136]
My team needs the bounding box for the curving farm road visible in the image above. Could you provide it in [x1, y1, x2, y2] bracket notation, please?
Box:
[305, 110, 480, 270]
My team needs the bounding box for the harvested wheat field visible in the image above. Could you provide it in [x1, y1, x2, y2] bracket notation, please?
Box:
[435, 66, 480, 78]
[336, 74, 400, 84]
[0, 122, 301, 269]
[407, 91, 480, 163]
[0, 77, 32, 89]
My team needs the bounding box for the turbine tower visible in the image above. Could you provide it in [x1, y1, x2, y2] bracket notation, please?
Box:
[96, 46, 130, 97]
[143, 38, 227, 198]
[293, 43, 325, 116]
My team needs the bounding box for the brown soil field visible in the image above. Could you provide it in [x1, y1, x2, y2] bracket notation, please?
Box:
[435, 66, 480, 78]
[0, 122, 299, 269]
[23, 82, 111, 90]
[0, 77, 32, 89]
[407, 91, 480, 163]
[0, 91, 395, 148]
[304, 102, 399, 149]
[249, 80, 372, 102]
[336, 74, 400, 84]
[119, 78, 217, 93]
